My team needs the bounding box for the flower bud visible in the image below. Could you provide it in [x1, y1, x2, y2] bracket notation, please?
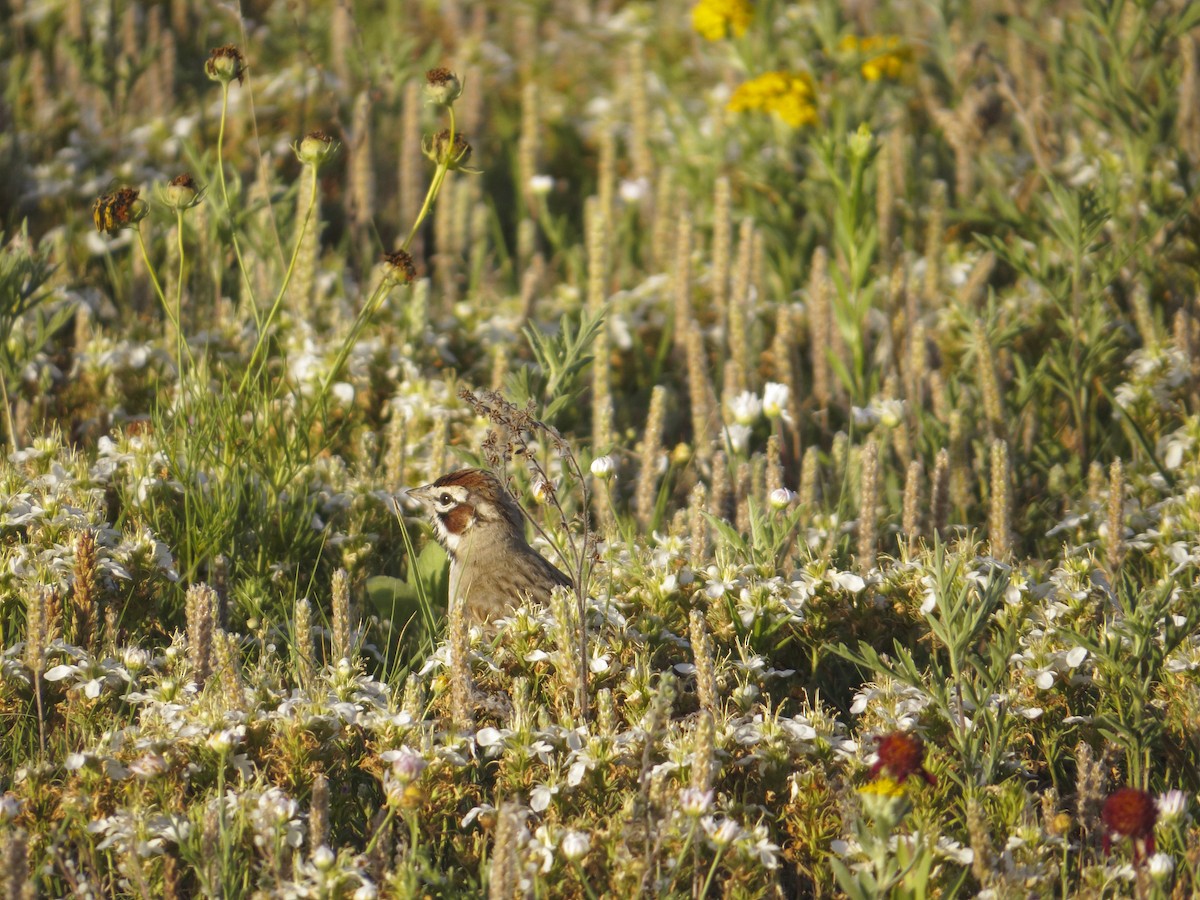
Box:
[424, 67, 463, 106]
[205, 45, 246, 85]
[295, 130, 340, 169]
[769, 487, 796, 509]
[162, 173, 203, 211]
[590, 456, 615, 480]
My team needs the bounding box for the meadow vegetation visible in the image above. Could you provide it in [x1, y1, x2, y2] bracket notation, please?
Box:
[1, 0, 1200, 896]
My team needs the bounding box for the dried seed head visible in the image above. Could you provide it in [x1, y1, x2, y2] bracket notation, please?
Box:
[205, 44, 246, 84]
[423, 128, 473, 170]
[382, 249, 417, 285]
[424, 67, 463, 106]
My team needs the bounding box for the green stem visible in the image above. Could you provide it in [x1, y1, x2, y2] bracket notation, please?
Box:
[174, 209, 186, 377]
[136, 228, 192, 377]
[571, 860, 599, 900]
[216, 81, 260, 317]
[0, 369, 16, 452]
[364, 807, 397, 858]
[239, 163, 318, 396]
[402, 107, 456, 252]
[699, 845, 728, 898]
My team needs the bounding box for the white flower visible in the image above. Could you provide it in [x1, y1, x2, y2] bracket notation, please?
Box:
[1148, 853, 1174, 881]
[769, 488, 796, 509]
[618, 178, 649, 203]
[704, 816, 744, 848]
[680, 788, 714, 817]
[725, 424, 752, 455]
[728, 391, 763, 425]
[1157, 789, 1189, 823]
[590, 456, 615, 480]
[762, 382, 790, 420]
[382, 746, 428, 782]
[529, 174, 554, 196]
[560, 830, 591, 861]
[530, 783, 559, 812]
[0, 793, 21, 821]
[313, 845, 336, 872]
[206, 726, 245, 754]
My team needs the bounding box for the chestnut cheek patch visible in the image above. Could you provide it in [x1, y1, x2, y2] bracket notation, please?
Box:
[442, 503, 475, 535]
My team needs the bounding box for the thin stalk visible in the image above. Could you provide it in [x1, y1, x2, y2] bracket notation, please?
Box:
[174, 209, 186, 377]
[0, 370, 16, 452]
[134, 228, 194, 375]
[238, 163, 319, 395]
[699, 845, 728, 897]
[216, 81, 260, 316]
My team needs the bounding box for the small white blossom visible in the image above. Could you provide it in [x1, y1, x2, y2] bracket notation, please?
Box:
[762, 382, 791, 421]
[590, 456, 615, 479]
[560, 830, 591, 861]
[728, 391, 763, 425]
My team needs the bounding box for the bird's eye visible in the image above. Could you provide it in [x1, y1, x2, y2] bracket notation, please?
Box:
[438, 492, 453, 506]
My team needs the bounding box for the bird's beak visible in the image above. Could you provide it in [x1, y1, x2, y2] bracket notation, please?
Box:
[405, 484, 434, 505]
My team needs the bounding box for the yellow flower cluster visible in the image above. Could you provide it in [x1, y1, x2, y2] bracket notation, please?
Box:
[691, 0, 753, 41]
[839, 34, 914, 81]
[727, 70, 818, 128]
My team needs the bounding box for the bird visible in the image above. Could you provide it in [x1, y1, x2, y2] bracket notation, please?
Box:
[407, 468, 571, 626]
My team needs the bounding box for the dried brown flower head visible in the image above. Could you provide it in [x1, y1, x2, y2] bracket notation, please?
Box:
[92, 188, 148, 235]
[205, 45, 246, 84]
[1101, 787, 1157, 863]
[424, 67, 463, 105]
[870, 731, 936, 786]
[423, 129, 473, 170]
[382, 249, 416, 285]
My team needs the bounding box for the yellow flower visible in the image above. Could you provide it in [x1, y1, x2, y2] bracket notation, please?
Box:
[727, 70, 818, 128]
[841, 34, 913, 81]
[692, 0, 753, 41]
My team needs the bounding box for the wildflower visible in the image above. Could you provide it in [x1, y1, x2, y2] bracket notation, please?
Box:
[1147, 853, 1174, 882]
[769, 487, 796, 509]
[424, 67, 463, 106]
[1102, 787, 1157, 863]
[839, 35, 914, 81]
[727, 71, 818, 128]
[0, 793, 21, 821]
[531, 479, 552, 505]
[382, 249, 417, 285]
[560, 830, 591, 861]
[205, 44, 246, 84]
[1156, 789, 1188, 823]
[691, 0, 752, 41]
[206, 725, 245, 754]
[313, 845, 336, 872]
[423, 128, 474, 170]
[590, 456, 615, 480]
[529, 174, 555, 196]
[295, 130, 340, 169]
[728, 390, 763, 425]
[762, 382, 790, 421]
[162, 173, 203, 211]
[680, 787, 714, 817]
[870, 731, 936, 785]
[704, 816, 744, 848]
[92, 188, 149, 235]
[857, 775, 908, 824]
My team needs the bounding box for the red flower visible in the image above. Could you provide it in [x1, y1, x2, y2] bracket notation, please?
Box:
[870, 732, 936, 786]
[1101, 787, 1157, 864]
